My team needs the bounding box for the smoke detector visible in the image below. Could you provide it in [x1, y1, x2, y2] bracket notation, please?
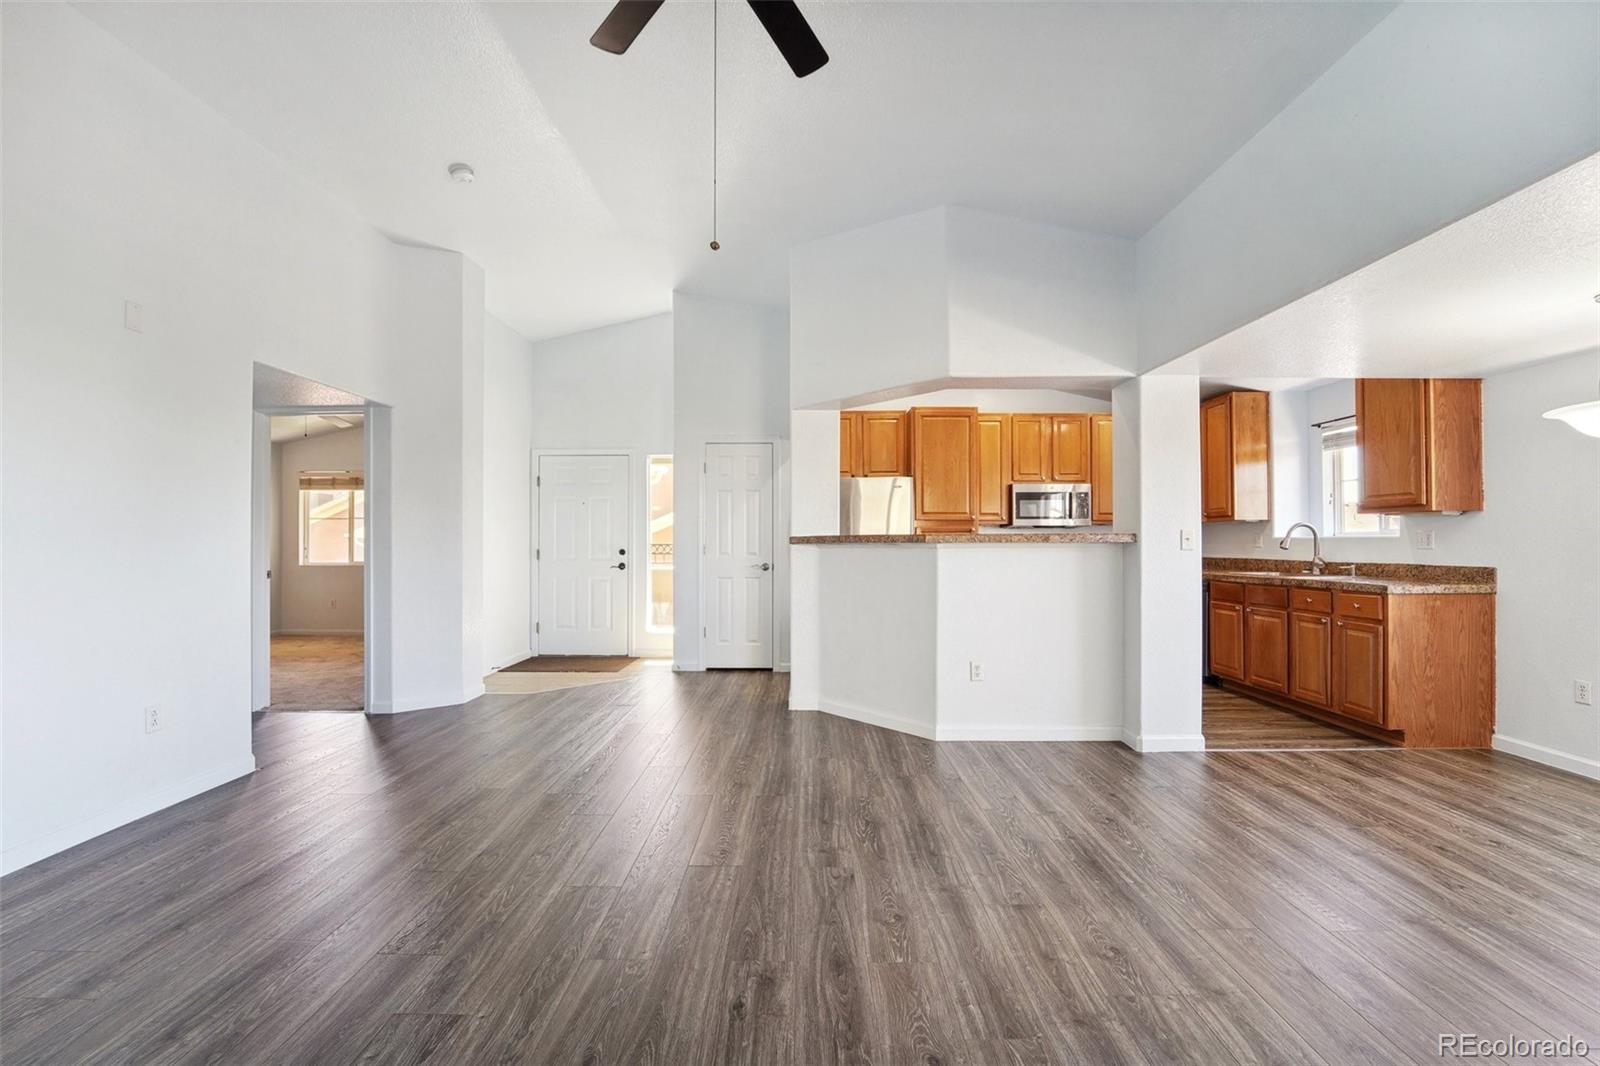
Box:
[447, 162, 475, 184]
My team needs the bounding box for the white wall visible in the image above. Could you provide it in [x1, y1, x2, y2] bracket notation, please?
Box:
[854, 388, 1110, 413]
[1, 4, 489, 873]
[816, 547, 939, 738]
[1203, 353, 1600, 777]
[483, 313, 535, 671]
[527, 313, 673, 657]
[1115, 374, 1205, 751]
[1137, 2, 1600, 370]
[272, 427, 365, 634]
[945, 206, 1138, 378]
[790, 208, 950, 410]
[673, 292, 791, 670]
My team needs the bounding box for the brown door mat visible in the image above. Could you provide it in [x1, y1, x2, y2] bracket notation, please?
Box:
[501, 655, 635, 673]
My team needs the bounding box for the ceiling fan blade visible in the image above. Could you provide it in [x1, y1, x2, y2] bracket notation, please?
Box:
[590, 0, 666, 55]
[746, 0, 829, 78]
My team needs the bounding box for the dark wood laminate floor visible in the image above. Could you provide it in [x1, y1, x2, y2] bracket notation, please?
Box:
[1202, 683, 1383, 750]
[3, 671, 1597, 1065]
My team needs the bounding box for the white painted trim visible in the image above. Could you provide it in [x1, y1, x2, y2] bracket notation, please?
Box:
[1, 756, 257, 876]
[487, 649, 534, 672]
[387, 682, 486, 715]
[673, 661, 705, 673]
[817, 698, 937, 740]
[1121, 730, 1207, 753]
[1492, 734, 1600, 780]
[937, 725, 1125, 742]
[272, 628, 364, 637]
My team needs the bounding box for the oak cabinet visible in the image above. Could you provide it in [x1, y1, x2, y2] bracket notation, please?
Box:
[1089, 413, 1113, 524]
[1050, 414, 1090, 483]
[1010, 414, 1051, 483]
[840, 411, 910, 477]
[908, 407, 980, 533]
[1333, 617, 1385, 725]
[1244, 605, 1290, 695]
[1200, 391, 1271, 522]
[1208, 599, 1246, 682]
[1288, 610, 1333, 709]
[976, 413, 1011, 526]
[1356, 379, 1482, 513]
[859, 411, 910, 476]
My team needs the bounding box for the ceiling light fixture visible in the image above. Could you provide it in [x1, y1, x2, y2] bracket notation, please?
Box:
[447, 162, 476, 184]
[1540, 297, 1600, 436]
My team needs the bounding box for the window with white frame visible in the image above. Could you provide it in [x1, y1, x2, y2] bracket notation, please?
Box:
[1319, 422, 1398, 537]
[299, 471, 365, 565]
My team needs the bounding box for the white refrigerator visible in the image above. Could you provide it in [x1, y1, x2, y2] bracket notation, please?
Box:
[840, 477, 913, 535]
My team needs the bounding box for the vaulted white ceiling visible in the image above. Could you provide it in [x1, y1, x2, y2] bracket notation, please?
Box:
[77, 0, 1394, 342]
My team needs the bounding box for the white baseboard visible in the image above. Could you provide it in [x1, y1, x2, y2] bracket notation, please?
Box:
[1, 754, 258, 876]
[272, 628, 363, 637]
[673, 661, 704, 673]
[1121, 730, 1207, 753]
[384, 682, 485, 715]
[486, 649, 533, 672]
[817, 698, 936, 740]
[1492, 734, 1600, 780]
[936, 724, 1124, 742]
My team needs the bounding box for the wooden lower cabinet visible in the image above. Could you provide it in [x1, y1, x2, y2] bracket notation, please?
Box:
[1206, 577, 1494, 747]
[1243, 606, 1289, 695]
[1207, 599, 1245, 682]
[1288, 610, 1333, 709]
[1333, 617, 1385, 725]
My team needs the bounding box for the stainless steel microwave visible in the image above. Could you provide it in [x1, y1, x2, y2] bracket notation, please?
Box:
[1011, 483, 1092, 527]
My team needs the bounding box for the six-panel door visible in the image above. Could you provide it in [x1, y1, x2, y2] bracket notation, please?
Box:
[703, 442, 775, 669]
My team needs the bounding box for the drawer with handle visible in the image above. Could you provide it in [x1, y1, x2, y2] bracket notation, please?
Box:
[1290, 589, 1333, 613]
[1334, 592, 1384, 620]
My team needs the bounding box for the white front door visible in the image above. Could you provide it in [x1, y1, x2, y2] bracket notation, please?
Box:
[703, 443, 774, 669]
[538, 454, 629, 655]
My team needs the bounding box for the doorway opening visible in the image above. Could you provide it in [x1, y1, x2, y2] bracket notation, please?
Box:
[265, 412, 367, 711]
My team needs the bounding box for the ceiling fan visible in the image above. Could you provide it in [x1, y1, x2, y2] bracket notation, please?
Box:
[590, 0, 829, 78]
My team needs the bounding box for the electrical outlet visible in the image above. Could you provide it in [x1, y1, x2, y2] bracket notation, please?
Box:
[969, 661, 984, 682]
[123, 300, 143, 333]
[1413, 528, 1436, 550]
[1252, 529, 1264, 549]
[1576, 680, 1593, 706]
[144, 704, 162, 734]
[330, 598, 338, 609]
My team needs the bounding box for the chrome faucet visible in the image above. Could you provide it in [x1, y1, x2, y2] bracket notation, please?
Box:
[1279, 522, 1327, 575]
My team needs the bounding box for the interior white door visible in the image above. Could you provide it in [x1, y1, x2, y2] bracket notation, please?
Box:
[538, 454, 629, 656]
[703, 443, 774, 669]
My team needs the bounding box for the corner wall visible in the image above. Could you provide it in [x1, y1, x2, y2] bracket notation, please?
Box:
[483, 313, 536, 671]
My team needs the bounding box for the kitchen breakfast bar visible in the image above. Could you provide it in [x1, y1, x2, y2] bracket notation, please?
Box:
[787, 531, 1136, 742]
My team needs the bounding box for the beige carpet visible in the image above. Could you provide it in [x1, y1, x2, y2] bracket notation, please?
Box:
[484, 656, 667, 696]
[269, 634, 364, 711]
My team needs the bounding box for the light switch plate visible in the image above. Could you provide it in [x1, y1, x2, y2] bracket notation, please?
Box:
[124, 300, 143, 333]
[1179, 529, 1196, 551]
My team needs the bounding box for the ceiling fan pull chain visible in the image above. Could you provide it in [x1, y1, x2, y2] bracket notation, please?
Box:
[710, 0, 720, 251]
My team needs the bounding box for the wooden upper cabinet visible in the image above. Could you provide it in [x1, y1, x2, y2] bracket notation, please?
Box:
[908, 407, 980, 533]
[1049, 414, 1090, 483]
[1089, 414, 1113, 524]
[858, 411, 910, 477]
[839, 412, 860, 476]
[1356, 379, 1482, 513]
[976, 413, 1011, 526]
[1010, 414, 1051, 483]
[1200, 391, 1271, 522]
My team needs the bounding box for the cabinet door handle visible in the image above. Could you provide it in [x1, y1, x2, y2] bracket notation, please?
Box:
[1336, 620, 1344, 627]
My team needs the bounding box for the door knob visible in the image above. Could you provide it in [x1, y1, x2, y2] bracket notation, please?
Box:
[611, 562, 627, 570]
[752, 562, 771, 571]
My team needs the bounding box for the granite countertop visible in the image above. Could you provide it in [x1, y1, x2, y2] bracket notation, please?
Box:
[791, 531, 1137, 545]
[1203, 557, 1495, 595]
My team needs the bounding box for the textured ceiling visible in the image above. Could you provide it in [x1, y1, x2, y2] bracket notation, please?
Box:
[1172, 153, 1600, 380]
[269, 412, 365, 445]
[78, 0, 1394, 342]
